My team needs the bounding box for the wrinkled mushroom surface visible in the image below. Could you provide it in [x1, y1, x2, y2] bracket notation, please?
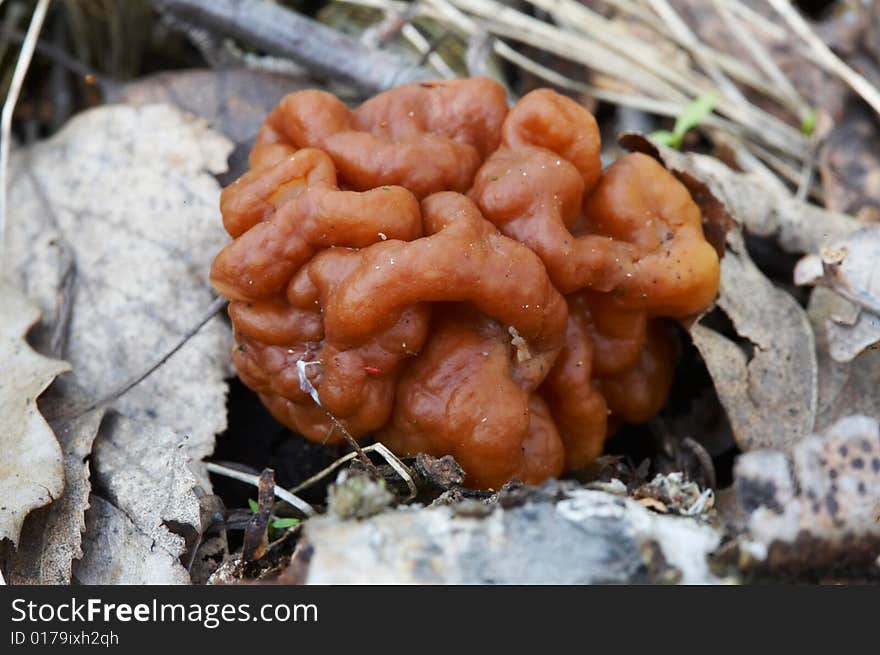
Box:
[211, 78, 720, 489]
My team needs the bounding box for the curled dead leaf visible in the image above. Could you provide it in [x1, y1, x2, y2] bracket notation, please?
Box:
[0, 280, 70, 547]
[795, 225, 880, 362]
[6, 379, 104, 584]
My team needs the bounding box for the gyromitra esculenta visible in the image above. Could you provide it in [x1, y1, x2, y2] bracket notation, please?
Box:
[210, 78, 721, 489]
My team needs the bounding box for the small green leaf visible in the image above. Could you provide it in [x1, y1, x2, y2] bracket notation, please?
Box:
[650, 92, 718, 150]
[801, 108, 817, 136]
[248, 498, 259, 513]
[649, 129, 679, 148]
[673, 92, 717, 140]
[270, 518, 300, 530]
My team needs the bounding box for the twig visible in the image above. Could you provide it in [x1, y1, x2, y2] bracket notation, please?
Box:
[406, 24, 456, 77]
[290, 442, 418, 501]
[0, 0, 50, 252]
[518, 0, 807, 159]
[767, 0, 880, 118]
[242, 468, 274, 561]
[710, 0, 807, 115]
[206, 462, 317, 517]
[644, 0, 748, 106]
[819, 253, 880, 318]
[795, 141, 818, 202]
[324, 410, 381, 476]
[64, 296, 227, 418]
[681, 437, 717, 490]
[150, 0, 435, 93]
[0, 27, 115, 92]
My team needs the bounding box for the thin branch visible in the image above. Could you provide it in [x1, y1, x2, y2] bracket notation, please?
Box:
[150, 0, 435, 94]
[0, 0, 50, 252]
[206, 462, 317, 517]
[644, 0, 749, 106]
[767, 0, 880, 118]
[710, 0, 807, 115]
[290, 442, 418, 501]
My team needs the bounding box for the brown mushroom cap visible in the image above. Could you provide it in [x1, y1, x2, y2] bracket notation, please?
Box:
[210, 81, 721, 489]
[253, 77, 509, 198]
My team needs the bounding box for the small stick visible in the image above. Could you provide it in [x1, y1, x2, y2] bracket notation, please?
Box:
[242, 468, 274, 561]
[0, 0, 50, 252]
[710, 0, 807, 115]
[206, 461, 317, 517]
[820, 260, 880, 318]
[290, 442, 418, 501]
[150, 0, 434, 93]
[681, 437, 717, 490]
[767, 0, 880, 118]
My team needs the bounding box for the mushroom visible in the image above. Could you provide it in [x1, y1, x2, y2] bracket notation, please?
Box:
[210, 80, 721, 489]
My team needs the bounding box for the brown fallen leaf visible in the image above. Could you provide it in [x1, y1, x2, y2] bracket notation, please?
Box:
[242, 468, 274, 562]
[691, 230, 817, 453]
[0, 279, 70, 547]
[5, 380, 104, 584]
[818, 102, 880, 220]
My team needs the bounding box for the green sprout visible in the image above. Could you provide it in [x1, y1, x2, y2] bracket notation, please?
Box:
[270, 518, 300, 530]
[650, 92, 718, 150]
[249, 499, 300, 539]
[800, 108, 817, 137]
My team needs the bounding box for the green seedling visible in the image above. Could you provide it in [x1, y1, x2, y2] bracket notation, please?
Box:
[249, 499, 300, 540]
[650, 92, 718, 150]
[270, 518, 300, 530]
[801, 108, 817, 137]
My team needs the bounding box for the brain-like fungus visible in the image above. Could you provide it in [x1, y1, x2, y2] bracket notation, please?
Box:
[211, 78, 722, 489]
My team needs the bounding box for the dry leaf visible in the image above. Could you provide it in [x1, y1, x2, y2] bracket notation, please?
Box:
[795, 225, 880, 362]
[6, 380, 104, 584]
[0, 280, 70, 547]
[110, 68, 313, 183]
[73, 496, 191, 585]
[691, 230, 817, 453]
[3, 103, 235, 474]
[810, 287, 880, 431]
[92, 412, 202, 562]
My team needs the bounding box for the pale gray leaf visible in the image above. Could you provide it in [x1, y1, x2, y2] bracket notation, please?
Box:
[3, 104, 235, 473]
[0, 280, 69, 547]
[6, 380, 104, 584]
[73, 496, 191, 585]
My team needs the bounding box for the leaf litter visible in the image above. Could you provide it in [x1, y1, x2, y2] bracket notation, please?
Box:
[2, 103, 235, 583]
